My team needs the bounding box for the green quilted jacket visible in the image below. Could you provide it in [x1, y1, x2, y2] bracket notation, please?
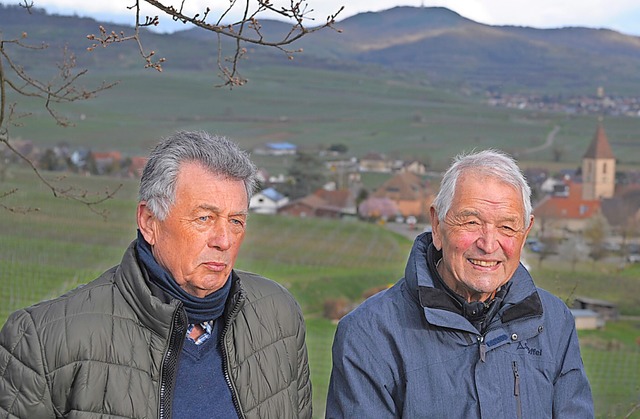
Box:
[0, 241, 311, 419]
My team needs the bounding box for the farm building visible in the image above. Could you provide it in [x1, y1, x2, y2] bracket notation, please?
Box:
[572, 296, 619, 322]
[570, 309, 602, 330]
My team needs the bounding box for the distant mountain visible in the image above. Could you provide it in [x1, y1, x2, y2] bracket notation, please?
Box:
[291, 6, 640, 94]
[3, 4, 640, 95]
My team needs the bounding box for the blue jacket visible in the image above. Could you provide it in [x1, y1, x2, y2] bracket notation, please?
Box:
[326, 232, 593, 418]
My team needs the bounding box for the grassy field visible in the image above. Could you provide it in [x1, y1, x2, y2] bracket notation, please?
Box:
[1, 168, 639, 417]
[7, 66, 640, 171]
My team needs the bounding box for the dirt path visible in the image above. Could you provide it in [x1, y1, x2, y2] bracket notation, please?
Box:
[522, 125, 560, 154]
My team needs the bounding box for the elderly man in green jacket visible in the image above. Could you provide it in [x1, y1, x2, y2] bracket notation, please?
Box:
[0, 131, 311, 418]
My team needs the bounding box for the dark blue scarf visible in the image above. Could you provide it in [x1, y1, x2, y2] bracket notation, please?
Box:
[136, 231, 231, 324]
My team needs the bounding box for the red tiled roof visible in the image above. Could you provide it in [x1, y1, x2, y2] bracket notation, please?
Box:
[534, 182, 600, 220]
[372, 172, 426, 201]
[92, 151, 122, 161]
[314, 189, 352, 208]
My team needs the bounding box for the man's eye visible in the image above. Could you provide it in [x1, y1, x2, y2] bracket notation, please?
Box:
[198, 216, 209, 222]
[230, 218, 244, 227]
[500, 225, 518, 235]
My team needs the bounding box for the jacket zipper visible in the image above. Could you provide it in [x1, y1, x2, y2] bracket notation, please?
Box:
[159, 304, 187, 419]
[220, 289, 246, 419]
[478, 335, 487, 362]
[512, 361, 522, 419]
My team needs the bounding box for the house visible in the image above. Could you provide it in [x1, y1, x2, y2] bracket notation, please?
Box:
[573, 296, 618, 322]
[359, 152, 392, 173]
[2, 139, 36, 163]
[570, 309, 601, 330]
[250, 187, 289, 214]
[371, 171, 432, 221]
[254, 142, 297, 156]
[600, 184, 640, 233]
[326, 158, 361, 186]
[523, 167, 548, 189]
[278, 188, 356, 218]
[533, 180, 601, 234]
[313, 188, 358, 217]
[398, 160, 427, 176]
[539, 176, 567, 195]
[91, 151, 122, 175]
[70, 148, 92, 170]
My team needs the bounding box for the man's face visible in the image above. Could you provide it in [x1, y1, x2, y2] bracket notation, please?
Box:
[431, 173, 533, 302]
[138, 161, 248, 298]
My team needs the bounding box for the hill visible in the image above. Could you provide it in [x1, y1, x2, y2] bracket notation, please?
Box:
[3, 4, 640, 95]
[3, 4, 640, 172]
[290, 6, 640, 95]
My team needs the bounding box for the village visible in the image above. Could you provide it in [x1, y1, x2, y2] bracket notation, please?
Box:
[5, 120, 640, 264]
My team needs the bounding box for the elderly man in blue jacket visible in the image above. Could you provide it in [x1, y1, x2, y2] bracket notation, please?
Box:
[326, 149, 594, 418]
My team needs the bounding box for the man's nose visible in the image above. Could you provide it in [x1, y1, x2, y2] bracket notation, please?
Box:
[476, 226, 499, 254]
[207, 219, 232, 250]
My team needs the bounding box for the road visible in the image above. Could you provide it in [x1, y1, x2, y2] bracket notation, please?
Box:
[522, 125, 560, 154]
[384, 222, 427, 241]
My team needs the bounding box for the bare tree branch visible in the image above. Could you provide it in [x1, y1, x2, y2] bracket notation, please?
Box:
[87, 0, 344, 86]
[1, 0, 343, 214]
[1, 28, 120, 216]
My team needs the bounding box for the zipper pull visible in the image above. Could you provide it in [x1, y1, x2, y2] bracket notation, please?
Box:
[512, 361, 520, 396]
[478, 336, 487, 362]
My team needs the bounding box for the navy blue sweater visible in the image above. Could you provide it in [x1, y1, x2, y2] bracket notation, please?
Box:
[172, 321, 237, 419]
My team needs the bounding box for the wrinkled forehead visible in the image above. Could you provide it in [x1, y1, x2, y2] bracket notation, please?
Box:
[454, 173, 526, 211]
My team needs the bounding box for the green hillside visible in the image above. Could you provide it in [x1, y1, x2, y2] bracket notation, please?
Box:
[6, 65, 640, 171]
[5, 4, 640, 95]
[3, 4, 640, 171]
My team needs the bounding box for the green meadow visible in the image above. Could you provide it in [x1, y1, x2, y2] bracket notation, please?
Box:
[1, 168, 639, 417]
[7, 66, 640, 171]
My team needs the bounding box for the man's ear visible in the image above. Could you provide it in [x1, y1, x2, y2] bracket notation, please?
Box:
[522, 215, 535, 249]
[137, 202, 158, 246]
[430, 206, 442, 251]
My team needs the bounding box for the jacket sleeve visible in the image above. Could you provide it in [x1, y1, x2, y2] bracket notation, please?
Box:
[0, 309, 56, 419]
[552, 317, 594, 418]
[325, 314, 398, 418]
[295, 307, 312, 419]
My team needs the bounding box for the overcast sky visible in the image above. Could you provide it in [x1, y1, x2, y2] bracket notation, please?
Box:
[2, 0, 640, 36]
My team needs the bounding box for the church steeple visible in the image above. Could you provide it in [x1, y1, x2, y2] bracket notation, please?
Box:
[582, 120, 615, 200]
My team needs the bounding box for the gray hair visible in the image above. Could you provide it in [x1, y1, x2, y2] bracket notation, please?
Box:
[139, 131, 258, 220]
[432, 149, 532, 228]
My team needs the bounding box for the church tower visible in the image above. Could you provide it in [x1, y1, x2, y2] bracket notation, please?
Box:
[582, 121, 615, 200]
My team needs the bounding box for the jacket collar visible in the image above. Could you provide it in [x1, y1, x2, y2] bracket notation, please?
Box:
[404, 232, 543, 330]
[113, 241, 179, 339]
[113, 241, 245, 339]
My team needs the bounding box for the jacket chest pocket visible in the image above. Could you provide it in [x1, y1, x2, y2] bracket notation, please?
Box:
[487, 349, 556, 419]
